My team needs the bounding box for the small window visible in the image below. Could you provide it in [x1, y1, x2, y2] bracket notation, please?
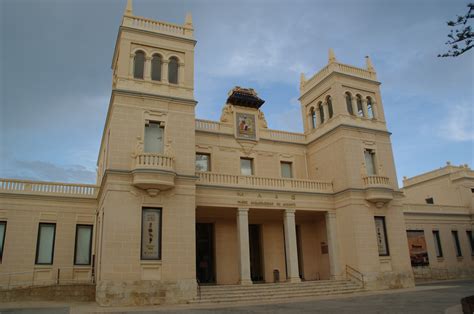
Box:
[141, 208, 162, 260]
[374, 217, 389, 256]
[327, 96, 333, 119]
[310, 107, 317, 129]
[452, 231, 462, 257]
[144, 122, 164, 153]
[467, 231, 473, 256]
[345, 92, 354, 115]
[133, 50, 145, 79]
[196, 153, 211, 172]
[151, 54, 162, 81]
[433, 230, 443, 258]
[364, 149, 376, 176]
[0, 222, 6, 263]
[74, 225, 93, 265]
[35, 223, 56, 265]
[240, 158, 253, 176]
[281, 161, 293, 178]
[366, 97, 374, 119]
[318, 102, 325, 124]
[471, 188, 474, 193]
[168, 57, 179, 84]
[425, 197, 434, 204]
[356, 95, 364, 117]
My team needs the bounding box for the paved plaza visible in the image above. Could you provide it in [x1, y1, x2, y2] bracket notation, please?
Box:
[0, 279, 473, 314]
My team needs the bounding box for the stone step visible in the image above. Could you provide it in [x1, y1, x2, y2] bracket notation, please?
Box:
[198, 283, 361, 297]
[191, 286, 362, 304]
[198, 280, 356, 292]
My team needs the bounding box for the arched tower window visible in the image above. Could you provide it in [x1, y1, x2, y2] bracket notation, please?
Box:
[168, 57, 179, 84]
[310, 107, 317, 129]
[133, 50, 145, 79]
[356, 94, 364, 117]
[345, 92, 354, 115]
[151, 54, 162, 81]
[327, 96, 333, 119]
[318, 102, 325, 124]
[366, 97, 374, 119]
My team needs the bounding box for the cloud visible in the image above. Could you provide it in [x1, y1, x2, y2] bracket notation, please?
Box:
[0, 157, 96, 184]
[439, 102, 474, 142]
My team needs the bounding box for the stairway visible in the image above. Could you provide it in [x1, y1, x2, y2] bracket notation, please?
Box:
[191, 279, 364, 304]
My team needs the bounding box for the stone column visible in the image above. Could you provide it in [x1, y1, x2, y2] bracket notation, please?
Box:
[325, 211, 343, 279]
[362, 99, 369, 118]
[323, 104, 329, 123]
[237, 208, 252, 285]
[144, 56, 152, 80]
[162, 60, 169, 84]
[371, 101, 377, 119]
[178, 62, 185, 86]
[283, 209, 301, 283]
[351, 97, 358, 117]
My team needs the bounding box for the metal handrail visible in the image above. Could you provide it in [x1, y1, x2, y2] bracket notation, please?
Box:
[345, 265, 364, 288]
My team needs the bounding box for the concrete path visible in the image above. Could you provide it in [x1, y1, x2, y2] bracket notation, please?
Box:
[0, 279, 472, 314]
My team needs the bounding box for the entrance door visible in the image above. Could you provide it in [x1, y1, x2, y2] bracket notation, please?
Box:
[296, 225, 304, 280]
[196, 223, 215, 284]
[249, 224, 264, 282]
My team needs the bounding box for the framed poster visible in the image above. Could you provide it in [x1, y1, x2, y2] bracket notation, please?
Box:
[406, 230, 429, 266]
[374, 216, 389, 256]
[141, 208, 162, 260]
[235, 112, 256, 140]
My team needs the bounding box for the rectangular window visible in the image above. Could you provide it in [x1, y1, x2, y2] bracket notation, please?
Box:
[141, 208, 162, 260]
[280, 161, 293, 178]
[35, 223, 56, 265]
[74, 225, 93, 265]
[364, 149, 376, 176]
[406, 230, 429, 266]
[425, 197, 434, 204]
[196, 153, 211, 172]
[374, 217, 389, 256]
[467, 231, 473, 256]
[0, 222, 6, 263]
[144, 122, 164, 153]
[240, 158, 253, 176]
[452, 230, 462, 257]
[433, 230, 443, 258]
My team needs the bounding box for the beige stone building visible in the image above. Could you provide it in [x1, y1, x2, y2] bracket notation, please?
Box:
[0, 0, 472, 306]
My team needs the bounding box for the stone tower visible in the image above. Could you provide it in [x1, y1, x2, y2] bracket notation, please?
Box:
[94, 0, 198, 305]
[299, 49, 413, 289]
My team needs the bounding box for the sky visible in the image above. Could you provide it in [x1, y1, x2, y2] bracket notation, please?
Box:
[0, 0, 473, 186]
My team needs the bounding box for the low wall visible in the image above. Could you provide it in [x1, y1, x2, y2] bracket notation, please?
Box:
[0, 284, 96, 302]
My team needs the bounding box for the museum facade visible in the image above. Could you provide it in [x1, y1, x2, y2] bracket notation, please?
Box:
[0, 0, 472, 306]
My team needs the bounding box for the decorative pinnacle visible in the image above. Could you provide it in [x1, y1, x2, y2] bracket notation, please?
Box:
[328, 48, 336, 64]
[300, 72, 306, 88]
[365, 55, 375, 72]
[185, 12, 193, 28]
[124, 0, 133, 16]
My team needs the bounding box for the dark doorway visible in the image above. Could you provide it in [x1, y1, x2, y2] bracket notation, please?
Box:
[196, 223, 215, 284]
[296, 225, 304, 280]
[249, 224, 264, 282]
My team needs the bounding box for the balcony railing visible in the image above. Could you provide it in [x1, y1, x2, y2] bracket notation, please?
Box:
[363, 175, 391, 187]
[134, 153, 175, 171]
[197, 172, 333, 193]
[122, 15, 192, 38]
[0, 178, 98, 198]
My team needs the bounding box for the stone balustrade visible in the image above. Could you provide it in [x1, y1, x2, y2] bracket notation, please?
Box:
[197, 172, 333, 193]
[0, 178, 98, 198]
[259, 129, 306, 143]
[134, 153, 175, 171]
[302, 62, 376, 93]
[195, 119, 221, 132]
[122, 15, 192, 38]
[363, 175, 391, 187]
